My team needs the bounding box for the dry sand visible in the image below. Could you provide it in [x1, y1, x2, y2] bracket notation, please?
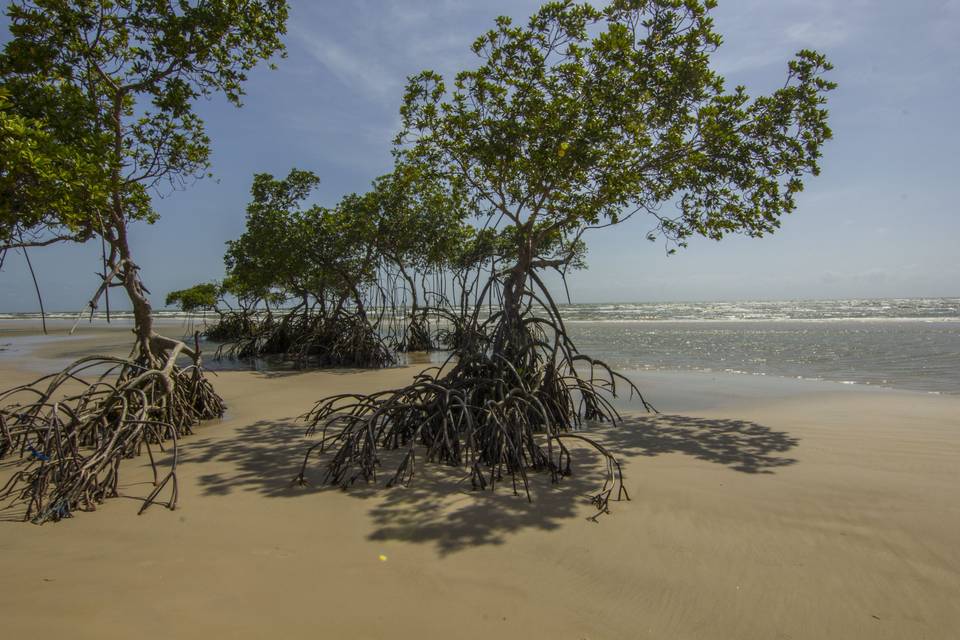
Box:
[0, 323, 958, 639]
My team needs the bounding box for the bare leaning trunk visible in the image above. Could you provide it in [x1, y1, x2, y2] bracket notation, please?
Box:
[107, 92, 173, 365]
[119, 243, 156, 358]
[106, 92, 153, 357]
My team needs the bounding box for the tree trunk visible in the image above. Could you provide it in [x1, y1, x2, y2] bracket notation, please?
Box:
[107, 91, 157, 360]
[494, 242, 533, 361]
[118, 240, 155, 356]
[397, 262, 419, 314]
[105, 93, 200, 369]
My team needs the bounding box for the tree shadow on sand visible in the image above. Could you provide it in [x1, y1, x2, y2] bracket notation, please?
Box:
[185, 412, 798, 554]
[609, 414, 800, 474]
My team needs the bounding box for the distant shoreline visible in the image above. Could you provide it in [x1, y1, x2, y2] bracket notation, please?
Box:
[0, 296, 960, 322]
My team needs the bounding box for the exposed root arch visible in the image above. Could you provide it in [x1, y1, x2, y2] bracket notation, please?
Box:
[0, 338, 224, 524]
[293, 305, 656, 518]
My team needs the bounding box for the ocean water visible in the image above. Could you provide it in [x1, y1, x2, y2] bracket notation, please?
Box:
[558, 299, 960, 395]
[2, 298, 958, 394]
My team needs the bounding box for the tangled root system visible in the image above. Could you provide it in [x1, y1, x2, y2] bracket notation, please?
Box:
[295, 302, 655, 519]
[204, 310, 258, 342]
[0, 353, 224, 524]
[214, 310, 394, 369]
[394, 313, 434, 352]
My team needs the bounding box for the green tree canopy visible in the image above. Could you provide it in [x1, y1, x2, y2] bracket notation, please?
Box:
[224, 169, 384, 313]
[1, 0, 288, 245]
[0, 87, 109, 247]
[397, 0, 834, 269]
[0, 0, 288, 353]
[371, 162, 469, 273]
[165, 282, 219, 313]
[224, 169, 320, 304]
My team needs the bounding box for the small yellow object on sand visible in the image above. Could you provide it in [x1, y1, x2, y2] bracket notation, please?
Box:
[378, 554, 388, 562]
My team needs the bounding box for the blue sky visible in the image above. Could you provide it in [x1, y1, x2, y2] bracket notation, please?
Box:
[1, 0, 958, 311]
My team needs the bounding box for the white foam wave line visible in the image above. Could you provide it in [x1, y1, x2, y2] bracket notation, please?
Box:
[619, 366, 950, 395]
[562, 317, 960, 324]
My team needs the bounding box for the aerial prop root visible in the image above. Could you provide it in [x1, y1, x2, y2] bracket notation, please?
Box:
[395, 311, 435, 352]
[0, 343, 224, 524]
[213, 309, 394, 368]
[292, 334, 655, 519]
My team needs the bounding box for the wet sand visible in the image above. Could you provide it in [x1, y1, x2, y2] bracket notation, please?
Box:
[0, 322, 958, 639]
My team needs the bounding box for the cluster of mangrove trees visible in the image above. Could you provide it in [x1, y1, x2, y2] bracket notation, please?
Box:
[1, 0, 833, 522]
[169, 162, 475, 366]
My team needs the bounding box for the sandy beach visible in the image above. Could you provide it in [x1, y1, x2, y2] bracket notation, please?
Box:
[1, 322, 958, 639]
[3, 0, 957, 637]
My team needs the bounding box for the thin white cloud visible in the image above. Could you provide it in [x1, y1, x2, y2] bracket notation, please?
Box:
[934, 0, 960, 48]
[785, 20, 851, 48]
[710, 0, 861, 75]
[292, 26, 400, 99]
[712, 50, 785, 75]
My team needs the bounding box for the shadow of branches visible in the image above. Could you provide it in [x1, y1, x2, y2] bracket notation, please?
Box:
[184, 417, 608, 554]
[183, 412, 798, 553]
[185, 418, 309, 498]
[362, 449, 608, 554]
[606, 414, 799, 474]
